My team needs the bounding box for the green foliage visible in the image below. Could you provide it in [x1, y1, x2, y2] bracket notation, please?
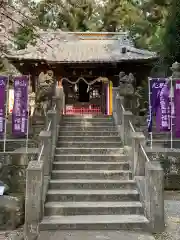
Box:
[32, 0, 99, 31]
[162, 0, 180, 69]
[13, 21, 38, 50]
[12, 0, 178, 74]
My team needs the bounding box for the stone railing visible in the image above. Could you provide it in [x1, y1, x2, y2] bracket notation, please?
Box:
[24, 89, 65, 240]
[113, 90, 164, 233]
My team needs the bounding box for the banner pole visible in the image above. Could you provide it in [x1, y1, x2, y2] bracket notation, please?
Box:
[170, 77, 173, 149]
[3, 75, 10, 153]
[148, 77, 153, 149]
[25, 75, 30, 154]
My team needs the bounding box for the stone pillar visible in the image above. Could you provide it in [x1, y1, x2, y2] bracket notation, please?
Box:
[112, 87, 119, 114]
[52, 95, 63, 127]
[53, 93, 64, 114]
[119, 96, 124, 107]
[46, 110, 58, 158]
[131, 132, 146, 177]
[115, 96, 124, 125]
[113, 96, 119, 125]
[122, 111, 133, 145]
[39, 131, 51, 177]
[38, 131, 51, 218]
[24, 161, 44, 240]
[145, 161, 164, 233]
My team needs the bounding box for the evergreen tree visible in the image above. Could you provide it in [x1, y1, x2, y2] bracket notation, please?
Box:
[11, 0, 172, 53]
[162, 0, 180, 68]
[33, 0, 99, 31]
[100, 0, 144, 32]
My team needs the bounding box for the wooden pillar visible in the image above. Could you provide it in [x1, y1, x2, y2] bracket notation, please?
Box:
[101, 82, 108, 115]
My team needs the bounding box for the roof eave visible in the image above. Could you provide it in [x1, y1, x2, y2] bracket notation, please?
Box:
[7, 55, 158, 64]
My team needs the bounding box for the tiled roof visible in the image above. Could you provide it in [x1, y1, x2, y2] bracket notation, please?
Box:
[6, 30, 157, 63]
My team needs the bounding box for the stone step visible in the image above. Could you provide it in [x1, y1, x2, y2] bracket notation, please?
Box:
[63, 116, 113, 122]
[54, 154, 128, 162]
[58, 136, 121, 142]
[57, 141, 122, 148]
[61, 126, 116, 131]
[59, 131, 118, 136]
[62, 121, 114, 126]
[49, 179, 136, 190]
[51, 170, 131, 180]
[44, 201, 144, 216]
[37, 229, 156, 240]
[46, 189, 139, 202]
[52, 161, 129, 170]
[55, 147, 124, 155]
[39, 214, 149, 231]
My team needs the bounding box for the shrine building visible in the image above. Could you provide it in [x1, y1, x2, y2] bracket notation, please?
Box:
[5, 30, 158, 115]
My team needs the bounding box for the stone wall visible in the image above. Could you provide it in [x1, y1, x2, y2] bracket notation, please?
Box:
[0, 148, 38, 230]
[146, 147, 180, 190]
[113, 89, 165, 233]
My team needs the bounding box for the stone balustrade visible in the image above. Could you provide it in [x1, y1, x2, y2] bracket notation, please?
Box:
[113, 91, 165, 233]
[24, 91, 65, 240]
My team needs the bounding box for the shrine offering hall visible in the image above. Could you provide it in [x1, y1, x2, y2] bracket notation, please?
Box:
[6, 31, 157, 115]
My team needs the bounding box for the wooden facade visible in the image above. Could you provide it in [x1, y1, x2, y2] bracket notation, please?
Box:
[6, 31, 158, 114]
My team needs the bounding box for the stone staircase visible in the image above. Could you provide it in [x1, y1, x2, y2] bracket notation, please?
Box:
[39, 115, 149, 231]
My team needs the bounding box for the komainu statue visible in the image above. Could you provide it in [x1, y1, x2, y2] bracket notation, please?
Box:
[36, 70, 55, 116]
[119, 72, 135, 96]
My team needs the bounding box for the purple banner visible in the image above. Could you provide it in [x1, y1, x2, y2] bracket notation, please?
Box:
[159, 82, 171, 131]
[12, 76, 28, 137]
[150, 79, 166, 110]
[148, 78, 166, 132]
[174, 80, 180, 137]
[0, 76, 7, 135]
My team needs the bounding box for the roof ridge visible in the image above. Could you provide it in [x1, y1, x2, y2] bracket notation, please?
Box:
[126, 46, 156, 56]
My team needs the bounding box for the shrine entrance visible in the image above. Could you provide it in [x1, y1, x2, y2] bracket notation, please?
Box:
[78, 80, 89, 102]
[61, 77, 112, 115]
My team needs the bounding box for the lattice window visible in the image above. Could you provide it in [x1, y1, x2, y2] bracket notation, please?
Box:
[92, 89, 99, 98]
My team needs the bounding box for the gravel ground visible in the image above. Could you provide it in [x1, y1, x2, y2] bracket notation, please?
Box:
[0, 227, 23, 240]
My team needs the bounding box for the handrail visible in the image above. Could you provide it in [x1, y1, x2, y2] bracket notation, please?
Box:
[38, 144, 44, 162]
[47, 120, 52, 131]
[140, 144, 150, 162]
[129, 120, 135, 133]
[128, 114, 149, 163]
[121, 104, 125, 112]
[46, 103, 56, 131]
